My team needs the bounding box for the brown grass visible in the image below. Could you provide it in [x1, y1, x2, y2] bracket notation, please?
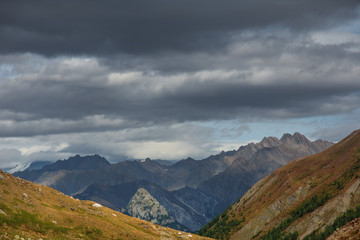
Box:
[0, 171, 212, 240]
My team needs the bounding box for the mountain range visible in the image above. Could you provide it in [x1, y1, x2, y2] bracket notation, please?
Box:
[13, 132, 333, 231]
[199, 129, 360, 240]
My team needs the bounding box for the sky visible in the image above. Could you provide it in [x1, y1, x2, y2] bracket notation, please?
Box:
[1, 0, 360, 167]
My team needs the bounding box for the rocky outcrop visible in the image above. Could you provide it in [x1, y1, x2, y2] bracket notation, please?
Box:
[327, 217, 360, 240]
[125, 188, 186, 230]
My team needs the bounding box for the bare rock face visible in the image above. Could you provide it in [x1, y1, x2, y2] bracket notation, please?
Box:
[125, 188, 177, 227]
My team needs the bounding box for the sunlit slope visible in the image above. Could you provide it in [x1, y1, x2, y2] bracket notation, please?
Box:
[0, 170, 212, 240]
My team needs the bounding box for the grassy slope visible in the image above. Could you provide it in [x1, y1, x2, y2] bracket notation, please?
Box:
[199, 129, 360, 240]
[0, 171, 212, 240]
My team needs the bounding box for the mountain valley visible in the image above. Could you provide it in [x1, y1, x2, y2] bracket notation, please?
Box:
[13, 132, 333, 232]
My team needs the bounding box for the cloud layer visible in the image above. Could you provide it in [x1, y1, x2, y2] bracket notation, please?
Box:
[1, 32, 360, 138]
[0, 1, 360, 166]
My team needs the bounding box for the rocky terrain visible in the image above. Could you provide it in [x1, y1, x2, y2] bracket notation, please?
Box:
[327, 217, 360, 240]
[14, 133, 333, 232]
[125, 188, 186, 230]
[126, 188, 174, 225]
[199, 129, 360, 240]
[0, 169, 211, 240]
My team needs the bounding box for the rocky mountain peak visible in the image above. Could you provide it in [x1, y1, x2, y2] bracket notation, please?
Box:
[280, 132, 310, 145]
[280, 133, 292, 142]
[260, 136, 280, 148]
[293, 132, 311, 144]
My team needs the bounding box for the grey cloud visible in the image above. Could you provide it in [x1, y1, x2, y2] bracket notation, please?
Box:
[0, 148, 21, 168]
[0, 116, 137, 137]
[1, 35, 360, 137]
[221, 125, 250, 138]
[1, 78, 359, 137]
[310, 109, 360, 142]
[1, 28, 360, 138]
[0, 147, 71, 168]
[311, 124, 360, 142]
[0, 0, 358, 56]
[101, 30, 360, 74]
[51, 124, 216, 161]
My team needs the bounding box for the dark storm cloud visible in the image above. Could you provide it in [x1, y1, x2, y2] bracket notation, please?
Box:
[0, 0, 358, 56]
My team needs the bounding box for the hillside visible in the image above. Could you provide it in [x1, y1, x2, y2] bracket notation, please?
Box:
[199, 129, 360, 240]
[0, 170, 211, 240]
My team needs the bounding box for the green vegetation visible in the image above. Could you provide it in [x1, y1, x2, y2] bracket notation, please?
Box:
[0, 202, 12, 213]
[199, 216, 244, 240]
[0, 181, 9, 186]
[331, 158, 360, 191]
[52, 204, 64, 211]
[84, 227, 102, 239]
[74, 225, 103, 240]
[2, 189, 10, 194]
[0, 209, 69, 234]
[41, 202, 51, 207]
[261, 192, 331, 240]
[290, 193, 331, 219]
[198, 207, 245, 240]
[303, 205, 360, 240]
[260, 218, 299, 240]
